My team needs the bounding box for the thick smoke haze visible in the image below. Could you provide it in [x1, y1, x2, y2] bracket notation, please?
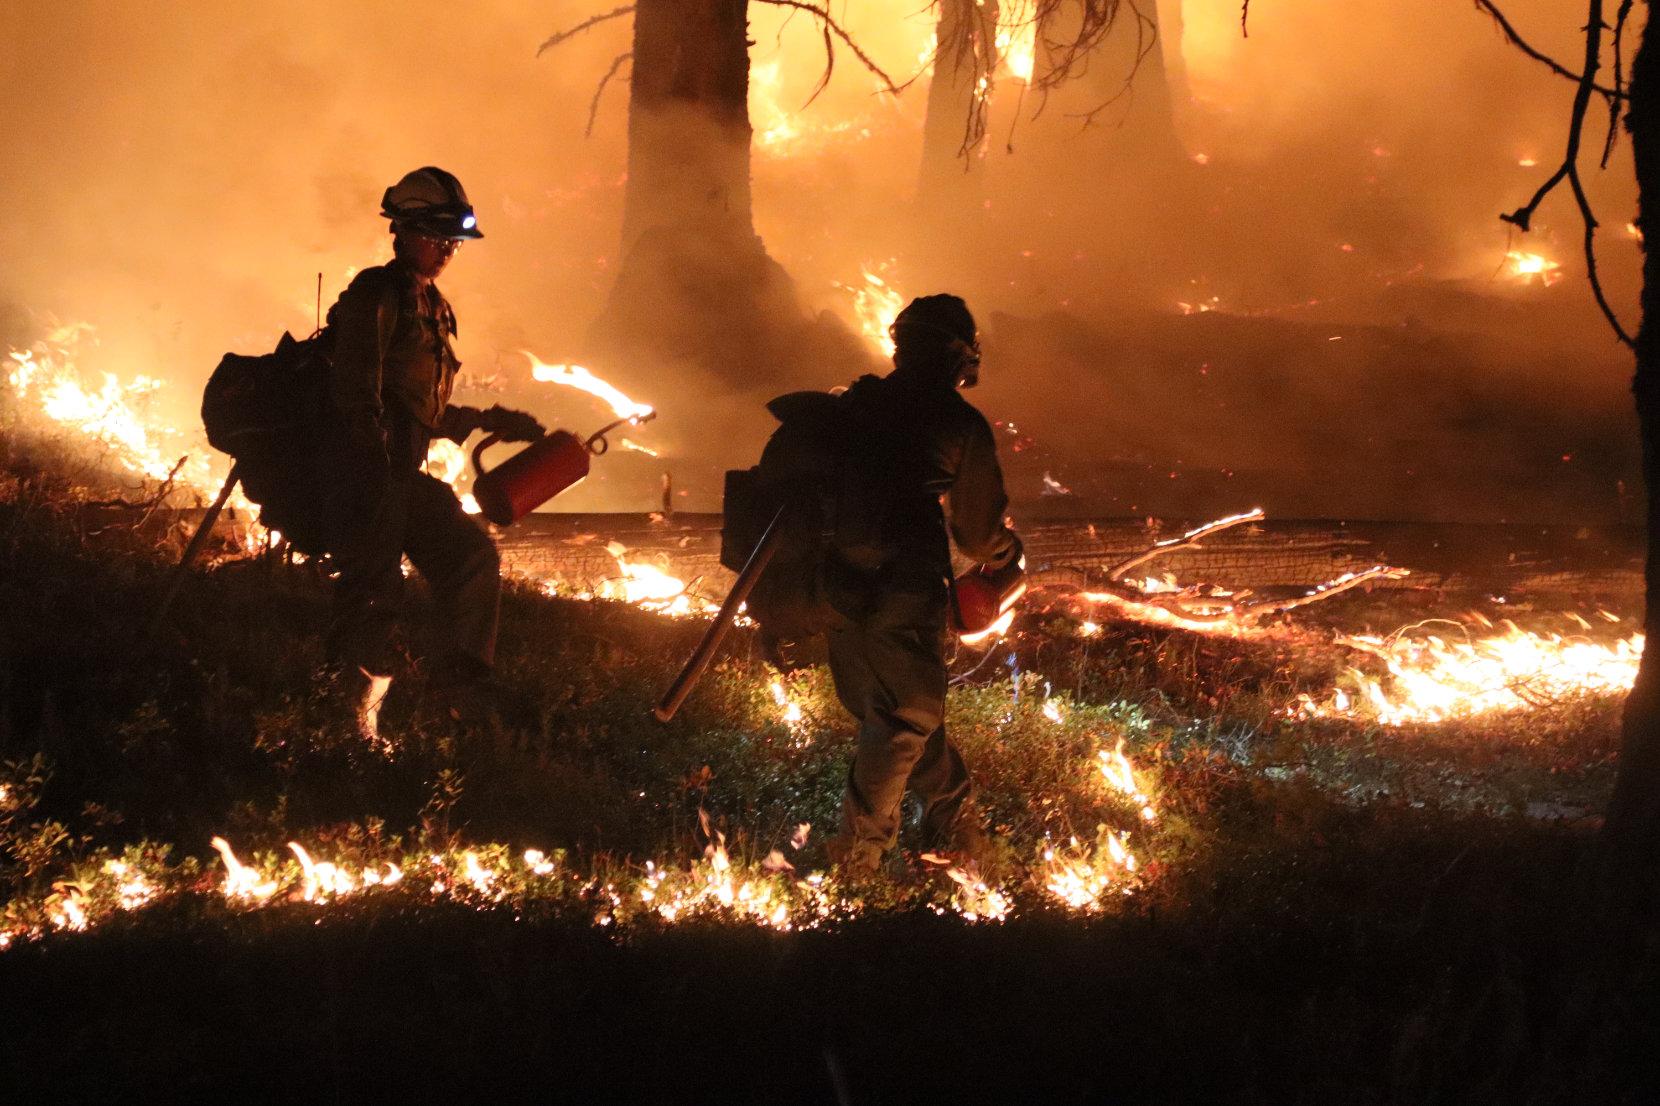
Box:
[1, 0, 1645, 521]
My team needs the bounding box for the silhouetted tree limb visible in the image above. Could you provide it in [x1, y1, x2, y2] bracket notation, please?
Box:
[586, 52, 634, 137]
[1241, 0, 1250, 38]
[537, 5, 636, 56]
[1500, 0, 1634, 348]
[754, 0, 900, 97]
[1474, 0, 1624, 100]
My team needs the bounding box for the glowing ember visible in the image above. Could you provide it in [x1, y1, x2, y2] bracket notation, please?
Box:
[525, 353, 654, 422]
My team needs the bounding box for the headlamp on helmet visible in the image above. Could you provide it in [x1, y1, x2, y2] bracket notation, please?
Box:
[381, 166, 484, 240]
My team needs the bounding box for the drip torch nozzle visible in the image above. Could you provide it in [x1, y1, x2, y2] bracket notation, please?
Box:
[585, 409, 658, 454]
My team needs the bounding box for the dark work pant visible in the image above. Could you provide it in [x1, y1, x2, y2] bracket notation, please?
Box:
[328, 472, 500, 677]
[826, 587, 975, 859]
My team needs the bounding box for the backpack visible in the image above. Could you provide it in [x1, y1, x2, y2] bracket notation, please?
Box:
[721, 390, 900, 640]
[201, 329, 329, 459]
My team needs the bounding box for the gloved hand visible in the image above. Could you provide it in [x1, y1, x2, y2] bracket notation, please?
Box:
[478, 404, 546, 442]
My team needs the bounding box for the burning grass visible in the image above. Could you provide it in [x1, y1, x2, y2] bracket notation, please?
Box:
[0, 394, 1651, 1098]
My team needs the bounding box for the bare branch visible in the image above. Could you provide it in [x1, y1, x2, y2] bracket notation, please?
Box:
[537, 5, 635, 57]
[585, 52, 633, 138]
[1241, 0, 1250, 39]
[1473, 0, 1624, 100]
[1498, 0, 1634, 347]
[1069, 4, 1160, 130]
[754, 0, 900, 95]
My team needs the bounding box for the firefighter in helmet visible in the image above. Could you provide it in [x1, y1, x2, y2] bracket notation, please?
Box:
[823, 294, 1022, 876]
[322, 166, 543, 737]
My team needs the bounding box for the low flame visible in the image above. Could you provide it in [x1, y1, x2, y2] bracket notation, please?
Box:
[1296, 618, 1643, 726]
[211, 836, 278, 901]
[2, 733, 1169, 947]
[769, 678, 805, 730]
[592, 541, 718, 617]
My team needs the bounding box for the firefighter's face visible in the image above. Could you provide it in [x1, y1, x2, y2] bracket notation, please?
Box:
[398, 232, 461, 279]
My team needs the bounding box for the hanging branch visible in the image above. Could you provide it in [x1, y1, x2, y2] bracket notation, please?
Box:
[1498, 0, 1634, 348]
[1070, 5, 1160, 129]
[754, 0, 900, 95]
[536, 4, 635, 56]
[1241, 0, 1250, 39]
[585, 52, 633, 137]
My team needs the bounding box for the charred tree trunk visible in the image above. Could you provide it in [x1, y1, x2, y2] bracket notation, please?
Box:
[595, 0, 864, 388]
[1606, 7, 1660, 888]
[621, 0, 754, 251]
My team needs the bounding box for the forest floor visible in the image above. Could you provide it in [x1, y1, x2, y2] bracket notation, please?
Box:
[2, 439, 1658, 1104]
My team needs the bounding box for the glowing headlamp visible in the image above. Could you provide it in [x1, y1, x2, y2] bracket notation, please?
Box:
[461, 214, 477, 230]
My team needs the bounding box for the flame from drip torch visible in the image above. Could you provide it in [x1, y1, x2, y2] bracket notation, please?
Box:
[524, 353, 655, 422]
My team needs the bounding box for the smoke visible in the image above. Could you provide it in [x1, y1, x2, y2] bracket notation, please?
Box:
[0, 0, 1645, 520]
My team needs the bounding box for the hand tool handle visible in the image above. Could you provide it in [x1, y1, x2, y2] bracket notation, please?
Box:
[145, 462, 242, 642]
[653, 504, 789, 723]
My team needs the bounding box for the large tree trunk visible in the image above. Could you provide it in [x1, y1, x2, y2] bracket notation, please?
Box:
[1033, 0, 1184, 166]
[621, 0, 754, 251]
[1155, 0, 1191, 115]
[917, 0, 999, 206]
[596, 0, 863, 389]
[1606, 5, 1660, 888]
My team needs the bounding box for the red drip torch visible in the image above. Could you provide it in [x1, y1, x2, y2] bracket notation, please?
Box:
[949, 556, 1028, 639]
[471, 411, 658, 526]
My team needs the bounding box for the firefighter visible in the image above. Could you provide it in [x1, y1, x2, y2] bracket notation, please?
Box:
[321, 166, 543, 737]
[823, 294, 1022, 876]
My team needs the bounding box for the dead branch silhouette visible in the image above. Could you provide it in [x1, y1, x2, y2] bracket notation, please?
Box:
[536, 5, 635, 56]
[1497, 0, 1634, 348]
[586, 52, 634, 137]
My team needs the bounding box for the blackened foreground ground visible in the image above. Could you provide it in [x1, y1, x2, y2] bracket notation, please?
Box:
[4, 817, 1659, 1104]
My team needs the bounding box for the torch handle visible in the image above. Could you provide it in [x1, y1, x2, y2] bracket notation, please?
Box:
[653, 504, 789, 723]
